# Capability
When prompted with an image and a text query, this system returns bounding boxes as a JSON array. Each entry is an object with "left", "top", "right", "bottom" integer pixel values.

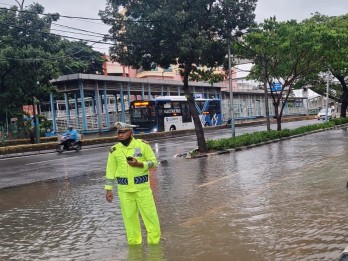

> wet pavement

[{"left": 1, "top": 120, "right": 348, "bottom": 260}]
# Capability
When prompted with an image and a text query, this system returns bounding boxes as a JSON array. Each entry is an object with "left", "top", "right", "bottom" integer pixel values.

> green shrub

[{"left": 206, "top": 118, "right": 348, "bottom": 151}]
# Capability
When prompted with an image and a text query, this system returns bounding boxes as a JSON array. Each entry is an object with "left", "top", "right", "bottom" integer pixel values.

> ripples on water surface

[{"left": 1, "top": 129, "right": 348, "bottom": 260}]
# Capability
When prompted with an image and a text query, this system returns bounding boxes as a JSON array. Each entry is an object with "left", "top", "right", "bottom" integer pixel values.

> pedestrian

[{"left": 105, "top": 122, "right": 161, "bottom": 245}]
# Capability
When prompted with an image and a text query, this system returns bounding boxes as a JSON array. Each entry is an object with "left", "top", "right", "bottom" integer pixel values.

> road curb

[
  {"left": 178, "top": 123, "right": 348, "bottom": 159},
  {"left": 0, "top": 116, "right": 316, "bottom": 159}
]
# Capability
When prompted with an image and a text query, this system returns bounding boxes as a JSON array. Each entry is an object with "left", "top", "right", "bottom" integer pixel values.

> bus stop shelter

[{"left": 49, "top": 73, "right": 223, "bottom": 134}]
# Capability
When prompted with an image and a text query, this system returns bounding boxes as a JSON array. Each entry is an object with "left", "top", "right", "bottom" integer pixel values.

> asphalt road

[
  {"left": 0, "top": 119, "right": 318, "bottom": 189},
  {"left": 1, "top": 118, "right": 347, "bottom": 260}
]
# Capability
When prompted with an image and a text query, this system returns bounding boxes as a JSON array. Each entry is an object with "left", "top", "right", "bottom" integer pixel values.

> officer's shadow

[{"left": 127, "top": 244, "right": 165, "bottom": 261}]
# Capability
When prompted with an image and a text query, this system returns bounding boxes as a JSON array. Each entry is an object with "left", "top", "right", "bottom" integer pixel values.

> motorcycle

[{"left": 56, "top": 135, "right": 82, "bottom": 154}]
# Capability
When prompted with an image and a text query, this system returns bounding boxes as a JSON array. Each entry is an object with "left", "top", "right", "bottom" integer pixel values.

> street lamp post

[
  {"left": 228, "top": 39, "right": 235, "bottom": 137},
  {"left": 325, "top": 70, "right": 330, "bottom": 123}
]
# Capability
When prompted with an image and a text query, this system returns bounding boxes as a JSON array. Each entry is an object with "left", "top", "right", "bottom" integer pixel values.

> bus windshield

[
  {"left": 130, "top": 101, "right": 155, "bottom": 122},
  {"left": 130, "top": 107, "right": 154, "bottom": 122},
  {"left": 130, "top": 101, "right": 157, "bottom": 133}
]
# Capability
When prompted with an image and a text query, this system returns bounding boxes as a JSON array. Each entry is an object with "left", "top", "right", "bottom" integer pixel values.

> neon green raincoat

[{"left": 105, "top": 138, "right": 161, "bottom": 244}]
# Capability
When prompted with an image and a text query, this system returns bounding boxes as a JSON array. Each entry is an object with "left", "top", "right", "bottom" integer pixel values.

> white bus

[{"left": 130, "top": 96, "right": 223, "bottom": 133}]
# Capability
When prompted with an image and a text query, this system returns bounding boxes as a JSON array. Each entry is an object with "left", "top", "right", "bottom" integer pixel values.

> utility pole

[
  {"left": 228, "top": 39, "right": 235, "bottom": 137},
  {"left": 5, "top": 108, "right": 9, "bottom": 137},
  {"left": 262, "top": 56, "right": 271, "bottom": 131}
]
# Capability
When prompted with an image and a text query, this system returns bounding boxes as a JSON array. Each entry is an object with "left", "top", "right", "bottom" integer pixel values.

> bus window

[
  {"left": 150, "top": 106, "right": 156, "bottom": 117},
  {"left": 142, "top": 108, "right": 151, "bottom": 120},
  {"left": 164, "top": 102, "right": 171, "bottom": 109},
  {"left": 181, "top": 102, "right": 191, "bottom": 123},
  {"left": 163, "top": 101, "right": 181, "bottom": 115},
  {"left": 172, "top": 101, "right": 181, "bottom": 111},
  {"left": 130, "top": 108, "right": 141, "bottom": 120},
  {"left": 209, "top": 100, "right": 221, "bottom": 115}
]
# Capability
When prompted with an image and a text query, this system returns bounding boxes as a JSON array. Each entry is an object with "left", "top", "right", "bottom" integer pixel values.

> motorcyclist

[{"left": 62, "top": 126, "right": 78, "bottom": 148}]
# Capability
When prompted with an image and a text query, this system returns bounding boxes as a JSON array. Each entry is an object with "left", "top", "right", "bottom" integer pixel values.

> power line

[
  {"left": 51, "top": 23, "right": 107, "bottom": 36},
  {"left": 0, "top": 20, "right": 113, "bottom": 45},
  {"left": 0, "top": 6, "right": 102, "bottom": 21},
  {"left": 0, "top": 40, "right": 108, "bottom": 62},
  {"left": 0, "top": 6, "right": 160, "bottom": 23},
  {"left": 0, "top": 3, "right": 161, "bottom": 47},
  {"left": 50, "top": 27, "right": 106, "bottom": 39},
  {"left": 0, "top": 19, "right": 159, "bottom": 44}
]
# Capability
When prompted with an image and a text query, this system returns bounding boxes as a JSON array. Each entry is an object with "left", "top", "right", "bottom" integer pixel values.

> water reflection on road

[{"left": 1, "top": 127, "right": 348, "bottom": 260}]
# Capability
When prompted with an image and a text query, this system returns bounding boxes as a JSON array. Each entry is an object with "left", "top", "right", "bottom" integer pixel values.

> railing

[{"left": 53, "top": 112, "right": 130, "bottom": 133}]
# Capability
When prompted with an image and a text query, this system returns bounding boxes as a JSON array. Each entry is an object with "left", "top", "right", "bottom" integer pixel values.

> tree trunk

[
  {"left": 271, "top": 83, "right": 293, "bottom": 131},
  {"left": 276, "top": 117, "right": 281, "bottom": 131},
  {"left": 272, "top": 100, "right": 282, "bottom": 131},
  {"left": 182, "top": 67, "right": 207, "bottom": 153},
  {"left": 341, "top": 100, "right": 348, "bottom": 118},
  {"left": 335, "top": 74, "right": 348, "bottom": 118}
]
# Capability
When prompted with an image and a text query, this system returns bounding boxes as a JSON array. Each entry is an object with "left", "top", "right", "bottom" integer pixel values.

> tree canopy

[
  {"left": 100, "top": 0, "right": 257, "bottom": 152},
  {"left": 232, "top": 12, "right": 348, "bottom": 129},
  {"left": 234, "top": 17, "right": 326, "bottom": 130},
  {"left": 307, "top": 14, "right": 348, "bottom": 117},
  {"left": 0, "top": 3, "right": 104, "bottom": 123}
]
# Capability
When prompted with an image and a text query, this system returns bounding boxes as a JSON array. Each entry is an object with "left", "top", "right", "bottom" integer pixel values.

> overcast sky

[{"left": 1, "top": 0, "right": 348, "bottom": 54}]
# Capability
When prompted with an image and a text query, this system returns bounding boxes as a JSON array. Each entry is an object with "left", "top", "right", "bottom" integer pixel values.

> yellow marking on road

[
  {"left": 25, "top": 155, "right": 80, "bottom": 165},
  {"left": 180, "top": 205, "right": 228, "bottom": 227},
  {"left": 198, "top": 175, "right": 235, "bottom": 188}
]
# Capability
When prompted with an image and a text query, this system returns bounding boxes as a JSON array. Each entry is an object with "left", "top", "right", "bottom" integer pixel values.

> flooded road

[{"left": 1, "top": 123, "right": 348, "bottom": 260}]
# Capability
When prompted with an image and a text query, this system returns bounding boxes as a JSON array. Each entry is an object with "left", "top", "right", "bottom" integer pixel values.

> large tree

[
  {"left": 0, "top": 3, "right": 61, "bottom": 118},
  {"left": 0, "top": 3, "right": 104, "bottom": 123},
  {"left": 235, "top": 18, "right": 325, "bottom": 130},
  {"left": 58, "top": 40, "right": 105, "bottom": 75},
  {"left": 100, "top": 0, "right": 257, "bottom": 152},
  {"left": 312, "top": 14, "right": 348, "bottom": 117}
]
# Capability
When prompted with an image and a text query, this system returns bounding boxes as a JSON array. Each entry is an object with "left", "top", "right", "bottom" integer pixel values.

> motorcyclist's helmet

[{"left": 68, "top": 126, "right": 73, "bottom": 131}]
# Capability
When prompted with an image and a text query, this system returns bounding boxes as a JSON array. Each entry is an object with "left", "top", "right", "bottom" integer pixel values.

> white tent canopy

[{"left": 292, "top": 88, "right": 321, "bottom": 99}]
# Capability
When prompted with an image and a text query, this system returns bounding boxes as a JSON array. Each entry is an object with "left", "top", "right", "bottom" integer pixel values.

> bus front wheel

[{"left": 169, "top": 125, "right": 176, "bottom": 131}]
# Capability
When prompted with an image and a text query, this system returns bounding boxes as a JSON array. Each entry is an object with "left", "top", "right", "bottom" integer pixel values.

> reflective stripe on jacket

[{"left": 105, "top": 138, "right": 157, "bottom": 192}]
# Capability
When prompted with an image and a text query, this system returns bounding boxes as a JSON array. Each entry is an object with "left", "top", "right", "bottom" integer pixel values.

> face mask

[{"left": 120, "top": 136, "right": 132, "bottom": 147}]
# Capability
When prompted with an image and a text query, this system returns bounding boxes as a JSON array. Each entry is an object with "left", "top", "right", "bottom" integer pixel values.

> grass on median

[{"left": 206, "top": 118, "right": 348, "bottom": 151}]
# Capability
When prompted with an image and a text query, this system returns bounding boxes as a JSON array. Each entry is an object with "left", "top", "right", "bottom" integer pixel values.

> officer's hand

[
  {"left": 127, "top": 157, "right": 144, "bottom": 168},
  {"left": 106, "top": 190, "right": 113, "bottom": 203}
]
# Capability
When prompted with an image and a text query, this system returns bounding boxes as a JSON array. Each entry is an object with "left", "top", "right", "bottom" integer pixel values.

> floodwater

[{"left": 1, "top": 128, "right": 348, "bottom": 260}]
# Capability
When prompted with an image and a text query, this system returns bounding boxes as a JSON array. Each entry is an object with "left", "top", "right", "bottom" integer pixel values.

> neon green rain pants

[{"left": 118, "top": 188, "right": 161, "bottom": 245}]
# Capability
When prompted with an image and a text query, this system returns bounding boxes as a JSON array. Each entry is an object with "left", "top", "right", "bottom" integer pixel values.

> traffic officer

[{"left": 105, "top": 122, "right": 161, "bottom": 245}]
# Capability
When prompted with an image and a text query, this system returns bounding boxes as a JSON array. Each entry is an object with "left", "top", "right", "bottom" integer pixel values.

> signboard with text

[
  {"left": 22, "top": 105, "right": 37, "bottom": 116},
  {"left": 270, "top": 82, "right": 282, "bottom": 92}
]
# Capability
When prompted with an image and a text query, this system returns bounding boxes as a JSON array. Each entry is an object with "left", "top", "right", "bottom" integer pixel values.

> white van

[{"left": 317, "top": 108, "right": 336, "bottom": 120}]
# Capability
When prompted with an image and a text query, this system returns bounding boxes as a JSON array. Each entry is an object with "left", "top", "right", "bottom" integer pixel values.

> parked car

[{"left": 317, "top": 108, "right": 336, "bottom": 120}]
